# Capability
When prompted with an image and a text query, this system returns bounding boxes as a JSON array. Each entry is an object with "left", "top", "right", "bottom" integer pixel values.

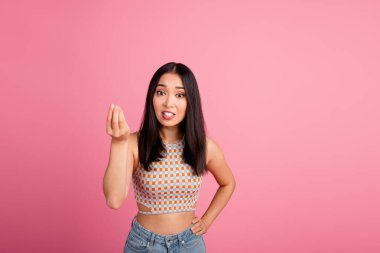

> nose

[{"left": 163, "top": 94, "right": 175, "bottom": 108}]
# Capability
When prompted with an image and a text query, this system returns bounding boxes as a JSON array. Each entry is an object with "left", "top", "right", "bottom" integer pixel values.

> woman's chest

[{"left": 133, "top": 158, "right": 202, "bottom": 196}]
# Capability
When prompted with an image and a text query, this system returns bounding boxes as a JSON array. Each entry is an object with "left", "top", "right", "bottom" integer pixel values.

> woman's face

[{"left": 153, "top": 72, "right": 187, "bottom": 128}]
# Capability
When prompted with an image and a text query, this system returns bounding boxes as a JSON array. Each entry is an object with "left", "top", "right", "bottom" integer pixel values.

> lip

[
  {"left": 162, "top": 111, "right": 176, "bottom": 115},
  {"left": 162, "top": 111, "right": 175, "bottom": 120}
]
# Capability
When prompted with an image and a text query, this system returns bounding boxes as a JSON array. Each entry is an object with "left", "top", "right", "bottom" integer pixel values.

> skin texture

[
  {"left": 104, "top": 73, "right": 236, "bottom": 236},
  {"left": 153, "top": 72, "right": 188, "bottom": 141}
]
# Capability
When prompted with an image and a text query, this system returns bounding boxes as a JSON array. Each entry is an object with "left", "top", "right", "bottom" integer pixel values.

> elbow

[
  {"left": 106, "top": 196, "right": 125, "bottom": 210},
  {"left": 107, "top": 201, "right": 122, "bottom": 210},
  {"left": 230, "top": 179, "right": 236, "bottom": 193},
  {"left": 227, "top": 177, "right": 236, "bottom": 192},
  {"left": 220, "top": 179, "right": 236, "bottom": 192}
]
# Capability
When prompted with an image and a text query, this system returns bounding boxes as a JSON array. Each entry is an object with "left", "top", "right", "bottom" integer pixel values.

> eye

[
  {"left": 176, "top": 93, "right": 186, "bottom": 98},
  {"left": 156, "top": 90, "right": 165, "bottom": 96}
]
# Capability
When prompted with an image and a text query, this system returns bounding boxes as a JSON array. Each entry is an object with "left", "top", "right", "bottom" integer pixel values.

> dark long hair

[{"left": 138, "top": 62, "right": 208, "bottom": 176}]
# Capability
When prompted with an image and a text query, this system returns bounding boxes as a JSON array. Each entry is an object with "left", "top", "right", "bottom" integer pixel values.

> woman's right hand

[{"left": 106, "top": 104, "right": 130, "bottom": 142}]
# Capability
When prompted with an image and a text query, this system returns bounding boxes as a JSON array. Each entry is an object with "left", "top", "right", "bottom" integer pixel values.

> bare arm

[
  {"left": 191, "top": 137, "right": 236, "bottom": 235},
  {"left": 102, "top": 104, "right": 135, "bottom": 209}
]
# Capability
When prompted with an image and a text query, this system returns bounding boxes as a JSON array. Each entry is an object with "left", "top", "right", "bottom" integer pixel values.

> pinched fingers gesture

[{"left": 106, "top": 104, "right": 130, "bottom": 142}]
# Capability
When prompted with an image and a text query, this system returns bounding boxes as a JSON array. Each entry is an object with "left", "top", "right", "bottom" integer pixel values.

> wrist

[
  {"left": 111, "top": 138, "right": 128, "bottom": 145},
  {"left": 201, "top": 214, "right": 212, "bottom": 229}
]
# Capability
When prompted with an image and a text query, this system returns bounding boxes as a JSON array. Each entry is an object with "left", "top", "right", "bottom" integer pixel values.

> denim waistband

[{"left": 130, "top": 216, "right": 195, "bottom": 246}]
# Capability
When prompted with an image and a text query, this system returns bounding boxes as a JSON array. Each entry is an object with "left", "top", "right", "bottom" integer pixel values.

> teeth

[{"left": 163, "top": 112, "right": 174, "bottom": 116}]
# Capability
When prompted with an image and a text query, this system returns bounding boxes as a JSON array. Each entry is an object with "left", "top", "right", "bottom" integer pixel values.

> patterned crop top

[{"left": 132, "top": 136, "right": 203, "bottom": 215}]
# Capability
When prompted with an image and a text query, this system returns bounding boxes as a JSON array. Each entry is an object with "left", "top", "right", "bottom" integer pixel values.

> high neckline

[{"left": 161, "top": 135, "right": 185, "bottom": 145}]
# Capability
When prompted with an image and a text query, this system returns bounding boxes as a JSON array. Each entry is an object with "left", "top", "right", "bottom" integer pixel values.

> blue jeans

[{"left": 123, "top": 216, "right": 206, "bottom": 253}]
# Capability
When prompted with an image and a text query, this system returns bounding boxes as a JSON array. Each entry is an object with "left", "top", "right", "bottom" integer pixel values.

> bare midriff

[{"left": 136, "top": 203, "right": 196, "bottom": 235}]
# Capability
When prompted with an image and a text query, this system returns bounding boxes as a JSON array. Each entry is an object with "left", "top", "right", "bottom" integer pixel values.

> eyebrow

[{"left": 157, "top": 84, "right": 185, "bottom": 89}]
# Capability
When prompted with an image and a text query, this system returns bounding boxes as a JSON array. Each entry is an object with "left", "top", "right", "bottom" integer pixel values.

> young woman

[{"left": 103, "top": 62, "right": 236, "bottom": 253}]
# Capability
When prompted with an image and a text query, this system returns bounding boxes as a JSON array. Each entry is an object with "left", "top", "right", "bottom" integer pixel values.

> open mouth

[{"left": 162, "top": 111, "right": 175, "bottom": 120}]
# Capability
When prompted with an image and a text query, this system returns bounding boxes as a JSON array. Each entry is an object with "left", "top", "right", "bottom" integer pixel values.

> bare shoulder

[
  {"left": 129, "top": 131, "right": 139, "bottom": 146},
  {"left": 205, "top": 136, "right": 225, "bottom": 166},
  {"left": 129, "top": 131, "right": 140, "bottom": 170},
  {"left": 205, "top": 136, "right": 235, "bottom": 187}
]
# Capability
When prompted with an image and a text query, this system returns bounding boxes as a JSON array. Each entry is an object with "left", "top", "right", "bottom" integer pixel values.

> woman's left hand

[{"left": 191, "top": 216, "right": 209, "bottom": 236}]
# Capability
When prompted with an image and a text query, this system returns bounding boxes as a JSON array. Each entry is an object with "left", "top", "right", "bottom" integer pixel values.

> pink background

[{"left": 1, "top": 0, "right": 379, "bottom": 252}]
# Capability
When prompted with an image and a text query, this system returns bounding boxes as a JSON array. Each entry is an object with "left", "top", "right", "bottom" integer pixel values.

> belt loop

[{"left": 149, "top": 232, "right": 155, "bottom": 247}]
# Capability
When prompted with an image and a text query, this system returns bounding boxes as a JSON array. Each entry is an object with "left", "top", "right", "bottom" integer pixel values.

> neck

[{"left": 159, "top": 127, "right": 184, "bottom": 143}]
